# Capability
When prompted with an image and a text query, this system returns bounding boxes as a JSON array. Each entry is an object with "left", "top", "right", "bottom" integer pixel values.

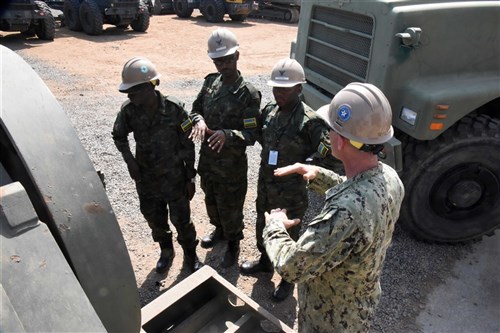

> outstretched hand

[
  {"left": 207, "top": 129, "right": 226, "bottom": 153},
  {"left": 274, "top": 163, "right": 320, "bottom": 181},
  {"left": 265, "top": 208, "right": 301, "bottom": 230},
  {"left": 189, "top": 119, "right": 207, "bottom": 143}
]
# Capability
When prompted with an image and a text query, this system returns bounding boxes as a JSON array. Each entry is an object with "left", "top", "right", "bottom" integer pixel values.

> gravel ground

[{"left": 18, "top": 50, "right": 475, "bottom": 332}]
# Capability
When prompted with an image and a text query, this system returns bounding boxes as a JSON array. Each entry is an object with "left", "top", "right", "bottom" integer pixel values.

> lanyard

[{"left": 268, "top": 100, "right": 301, "bottom": 148}]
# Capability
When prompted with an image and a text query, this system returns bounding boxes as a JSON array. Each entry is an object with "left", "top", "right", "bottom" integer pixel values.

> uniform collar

[{"left": 325, "top": 162, "right": 383, "bottom": 200}]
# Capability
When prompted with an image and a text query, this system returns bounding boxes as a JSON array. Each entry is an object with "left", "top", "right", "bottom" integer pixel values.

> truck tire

[
  {"left": 34, "top": 1, "right": 56, "bottom": 40},
  {"left": 203, "top": 0, "right": 225, "bottom": 23},
  {"left": 79, "top": 0, "right": 103, "bottom": 35},
  {"left": 229, "top": 14, "right": 247, "bottom": 22},
  {"left": 400, "top": 114, "right": 500, "bottom": 243},
  {"left": 63, "top": 0, "right": 82, "bottom": 31},
  {"left": 288, "top": 7, "right": 300, "bottom": 23},
  {"left": 131, "top": 8, "right": 150, "bottom": 32},
  {"left": 173, "top": 0, "right": 193, "bottom": 18}
]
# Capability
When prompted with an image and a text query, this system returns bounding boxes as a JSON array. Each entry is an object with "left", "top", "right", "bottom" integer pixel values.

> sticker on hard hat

[
  {"left": 140, "top": 65, "right": 149, "bottom": 74},
  {"left": 337, "top": 105, "right": 351, "bottom": 122},
  {"left": 216, "top": 46, "right": 227, "bottom": 51},
  {"left": 275, "top": 76, "right": 289, "bottom": 81}
]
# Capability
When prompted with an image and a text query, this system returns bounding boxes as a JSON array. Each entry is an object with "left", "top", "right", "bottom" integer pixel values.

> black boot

[
  {"left": 221, "top": 240, "right": 240, "bottom": 268},
  {"left": 272, "top": 279, "right": 294, "bottom": 302},
  {"left": 183, "top": 246, "right": 203, "bottom": 273},
  {"left": 200, "top": 228, "right": 224, "bottom": 248},
  {"left": 240, "top": 253, "right": 273, "bottom": 275},
  {"left": 156, "top": 241, "right": 174, "bottom": 274}
]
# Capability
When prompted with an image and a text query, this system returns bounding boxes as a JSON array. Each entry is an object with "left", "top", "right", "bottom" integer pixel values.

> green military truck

[{"left": 292, "top": 0, "right": 500, "bottom": 243}]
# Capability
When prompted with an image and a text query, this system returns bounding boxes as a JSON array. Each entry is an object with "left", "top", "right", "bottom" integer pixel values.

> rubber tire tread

[
  {"left": 173, "top": 0, "right": 193, "bottom": 18},
  {"left": 203, "top": 0, "right": 225, "bottom": 23},
  {"left": 63, "top": 0, "right": 82, "bottom": 31},
  {"left": 79, "top": 0, "right": 103, "bottom": 35},
  {"left": 130, "top": 7, "right": 150, "bottom": 32},
  {"left": 34, "top": 1, "right": 56, "bottom": 40},
  {"left": 399, "top": 113, "right": 500, "bottom": 243}
]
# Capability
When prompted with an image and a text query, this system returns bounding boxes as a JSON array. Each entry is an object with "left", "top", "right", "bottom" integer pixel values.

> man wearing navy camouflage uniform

[
  {"left": 263, "top": 83, "right": 405, "bottom": 332},
  {"left": 189, "top": 28, "right": 262, "bottom": 268},
  {"left": 112, "top": 56, "right": 202, "bottom": 274},
  {"left": 240, "top": 58, "right": 340, "bottom": 302}
]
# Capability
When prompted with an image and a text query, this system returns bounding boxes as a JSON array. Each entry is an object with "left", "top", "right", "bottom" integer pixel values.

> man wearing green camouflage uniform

[
  {"left": 112, "top": 57, "right": 202, "bottom": 274},
  {"left": 240, "top": 58, "right": 340, "bottom": 302},
  {"left": 189, "top": 28, "right": 261, "bottom": 268},
  {"left": 263, "top": 83, "right": 405, "bottom": 332}
]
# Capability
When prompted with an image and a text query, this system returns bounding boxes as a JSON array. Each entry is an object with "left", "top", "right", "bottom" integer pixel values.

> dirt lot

[{"left": 1, "top": 11, "right": 297, "bottom": 97}]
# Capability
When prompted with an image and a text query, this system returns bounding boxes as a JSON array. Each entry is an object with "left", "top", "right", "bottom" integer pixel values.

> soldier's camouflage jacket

[
  {"left": 112, "top": 92, "right": 196, "bottom": 199},
  {"left": 190, "top": 72, "right": 261, "bottom": 183},
  {"left": 259, "top": 100, "right": 339, "bottom": 189},
  {"left": 263, "top": 162, "right": 405, "bottom": 333}
]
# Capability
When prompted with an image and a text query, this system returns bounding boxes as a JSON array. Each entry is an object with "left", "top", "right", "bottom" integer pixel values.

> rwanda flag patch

[
  {"left": 181, "top": 118, "right": 193, "bottom": 132},
  {"left": 317, "top": 142, "right": 329, "bottom": 157},
  {"left": 243, "top": 117, "right": 257, "bottom": 128}
]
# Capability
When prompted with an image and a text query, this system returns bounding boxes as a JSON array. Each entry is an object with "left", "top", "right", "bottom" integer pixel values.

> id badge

[{"left": 268, "top": 150, "right": 278, "bottom": 166}]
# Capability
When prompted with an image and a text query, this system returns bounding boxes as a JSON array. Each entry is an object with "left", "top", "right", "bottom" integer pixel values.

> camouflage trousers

[
  {"left": 138, "top": 192, "right": 198, "bottom": 249},
  {"left": 255, "top": 178, "right": 308, "bottom": 253},
  {"left": 200, "top": 176, "right": 247, "bottom": 241}
]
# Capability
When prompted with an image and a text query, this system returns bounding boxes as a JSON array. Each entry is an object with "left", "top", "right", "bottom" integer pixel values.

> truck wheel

[
  {"left": 203, "top": 0, "right": 225, "bottom": 23},
  {"left": 229, "top": 14, "right": 247, "bottom": 22},
  {"left": 131, "top": 7, "right": 150, "bottom": 32},
  {"left": 173, "top": 0, "right": 193, "bottom": 18},
  {"left": 34, "top": 1, "right": 56, "bottom": 40},
  {"left": 400, "top": 114, "right": 500, "bottom": 243},
  {"left": 288, "top": 7, "right": 300, "bottom": 23},
  {"left": 79, "top": 0, "right": 103, "bottom": 35},
  {"left": 63, "top": 0, "right": 82, "bottom": 31}
]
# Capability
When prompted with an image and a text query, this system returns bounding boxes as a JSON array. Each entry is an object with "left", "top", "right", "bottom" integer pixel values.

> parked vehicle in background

[
  {"left": 0, "top": 0, "right": 56, "bottom": 40},
  {"left": 63, "top": 0, "right": 150, "bottom": 35},
  {"left": 292, "top": 0, "right": 500, "bottom": 243},
  {"left": 250, "top": 0, "right": 300, "bottom": 23},
  {"left": 173, "top": 0, "right": 256, "bottom": 22},
  {"left": 151, "top": 0, "right": 174, "bottom": 14}
]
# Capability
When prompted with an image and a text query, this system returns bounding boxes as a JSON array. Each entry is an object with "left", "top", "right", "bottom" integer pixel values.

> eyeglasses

[{"left": 213, "top": 54, "right": 236, "bottom": 66}]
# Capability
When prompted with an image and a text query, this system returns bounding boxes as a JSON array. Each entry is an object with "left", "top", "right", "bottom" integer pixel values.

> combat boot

[
  {"left": 221, "top": 240, "right": 240, "bottom": 268},
  {"left": 156, "top": 240, "right": 174, "bottom": 274},
  {"left": 240, "top": 253, "right": 273, "bottom": 275},
  {"left": 183, "top": 246, "right": 203, "bottom": 273},
  {"left": 272, "top": 279, "right": 294, "bottom": 302},
  {"left": 200, "top": 227, "right": 224, "bottom": 248}
]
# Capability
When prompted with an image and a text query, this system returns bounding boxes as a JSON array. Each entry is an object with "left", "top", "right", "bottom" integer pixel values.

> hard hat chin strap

[{"left": 350, "top": 139, "right": 384, "bottom": 154}]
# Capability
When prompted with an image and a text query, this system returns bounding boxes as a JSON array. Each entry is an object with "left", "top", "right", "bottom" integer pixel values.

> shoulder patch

[
  {"left": 180, "top": 117, "right": 193, "bottom": 132},
  {"left": 317, "top": 141, "right": 330, "bottom": 157},
  {"left": 243, "top": 117, "right": 257, "bottom": 128}
]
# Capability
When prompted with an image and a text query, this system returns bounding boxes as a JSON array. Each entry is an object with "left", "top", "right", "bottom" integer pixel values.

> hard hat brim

[
  {"left": 118, "top": 74, "right": 161, "bottom": 92},
  {"left": 267, "top": 80, "right": 305, "bottom": 88},
  {"left": 208, "top": 45, "right": 239, "bottom": 59}
]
